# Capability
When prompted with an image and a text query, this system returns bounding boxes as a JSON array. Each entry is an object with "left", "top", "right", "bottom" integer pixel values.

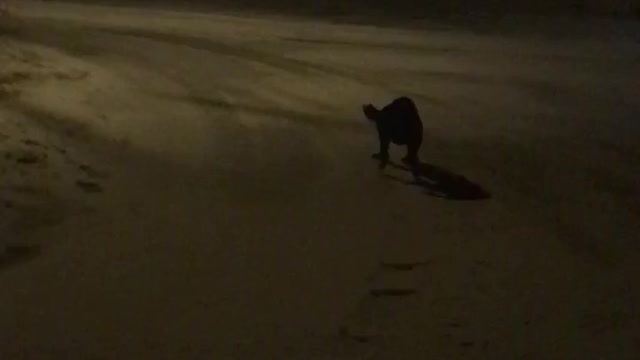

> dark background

[{"left": 48, "top": 0, "right": 640, "bottom": 19}]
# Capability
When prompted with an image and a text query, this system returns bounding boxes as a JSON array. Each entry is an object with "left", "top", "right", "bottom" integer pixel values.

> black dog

[{"left": 363, "top": 97, "right": 423, "bottom": 179}]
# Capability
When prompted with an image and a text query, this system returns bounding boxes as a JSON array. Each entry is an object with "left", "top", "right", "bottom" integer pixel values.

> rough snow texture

[{"left": 1, "top": 2, "right": 639, "bottom": 359}]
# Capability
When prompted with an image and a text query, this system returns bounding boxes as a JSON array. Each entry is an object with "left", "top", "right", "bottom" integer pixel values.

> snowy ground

[{"left": 1, "top": 2, "right": 639, "bottom": 359}]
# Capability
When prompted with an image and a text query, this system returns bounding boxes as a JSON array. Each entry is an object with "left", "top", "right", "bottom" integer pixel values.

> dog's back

[{"left": 380, "top": 97, "right": 423, "bottom": 145}]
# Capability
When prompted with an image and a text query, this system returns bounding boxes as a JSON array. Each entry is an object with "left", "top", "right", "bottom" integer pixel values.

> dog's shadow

[{"left": 385, "top": 161, "right": 491, "bottom": 201}]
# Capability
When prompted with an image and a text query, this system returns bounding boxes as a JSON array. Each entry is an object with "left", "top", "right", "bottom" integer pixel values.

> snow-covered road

[{"left": 1, "top": 2, "right": 638, "bottom": 359}]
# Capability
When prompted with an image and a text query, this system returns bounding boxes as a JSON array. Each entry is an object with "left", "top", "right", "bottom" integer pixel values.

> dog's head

[{"left": 362, "top": 104, "right": 380, "bottom": 122}]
